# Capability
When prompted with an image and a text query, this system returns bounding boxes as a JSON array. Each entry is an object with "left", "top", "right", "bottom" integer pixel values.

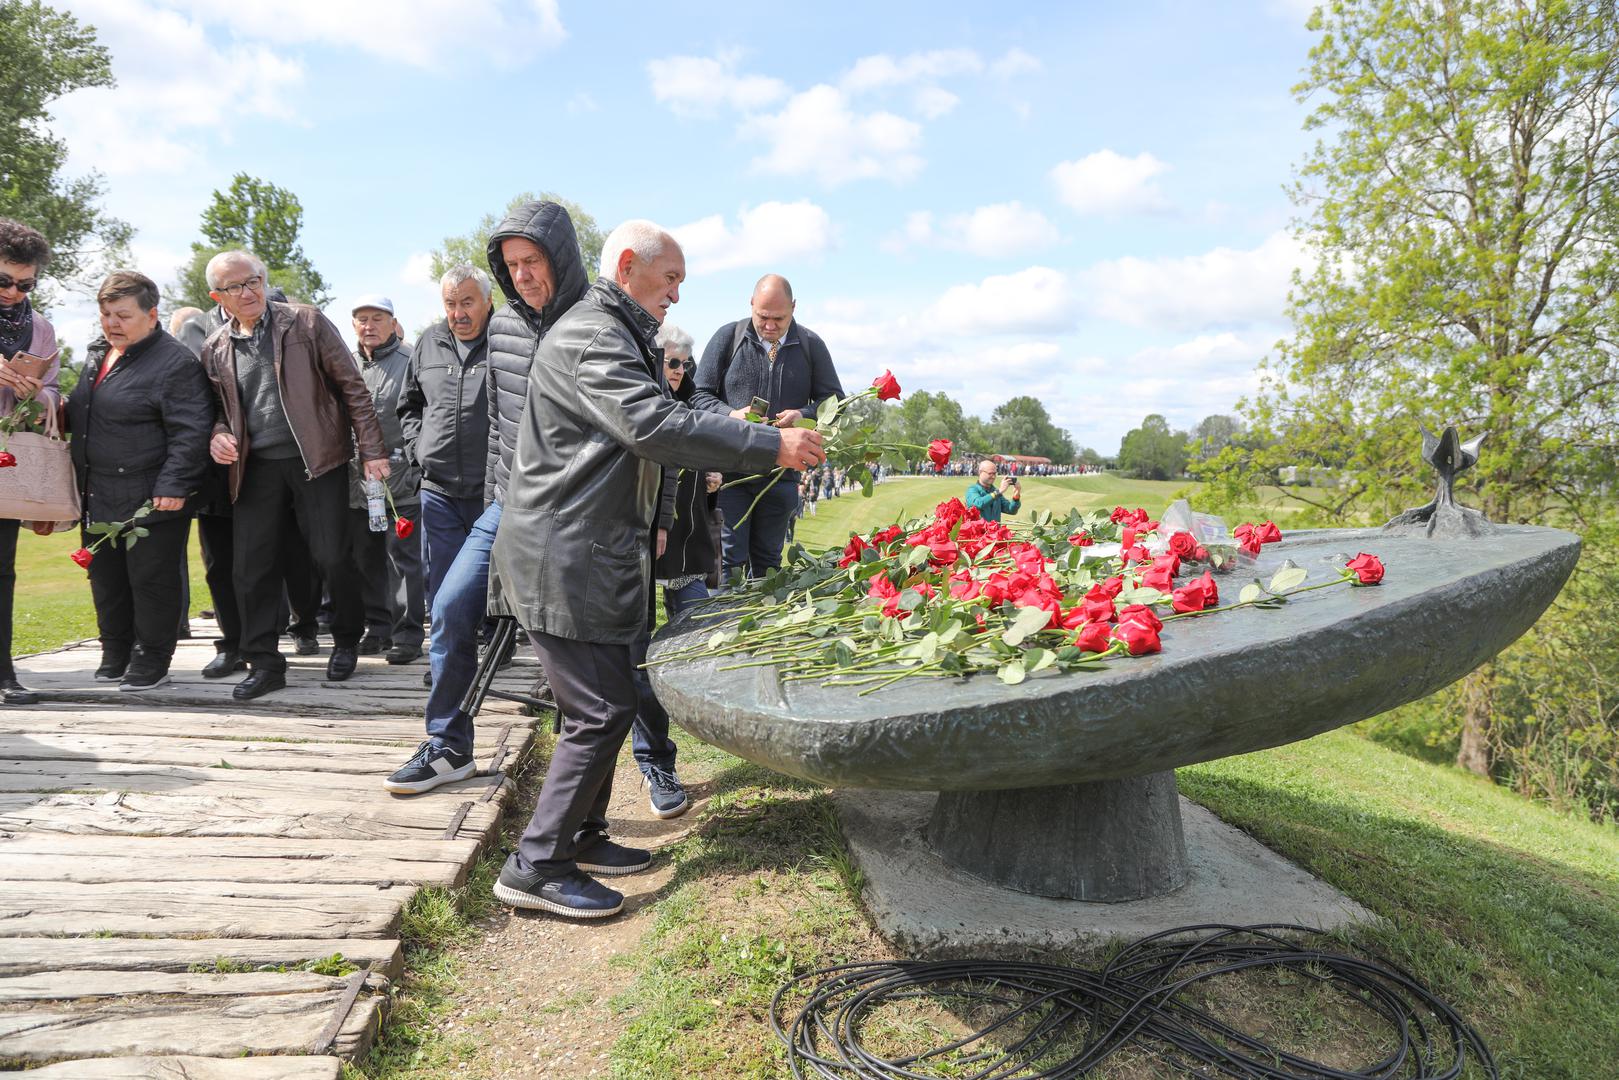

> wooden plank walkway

[{"left": 0, "top": 622, "right": 543, "bottom": 1073}]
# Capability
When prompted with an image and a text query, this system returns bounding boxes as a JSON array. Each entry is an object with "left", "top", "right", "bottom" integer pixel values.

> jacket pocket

[{"left": 584, "top": 541, "right": 646, "bottom": 635}]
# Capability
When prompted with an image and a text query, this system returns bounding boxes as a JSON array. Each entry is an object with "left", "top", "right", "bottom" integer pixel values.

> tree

[
  {"left": 987, "top": 396, "right": 1076, "bottom": 462},
  {"left": 0, "top": 1, "right": 131, "bottom": 290},
  {"left": 170, "top": 175, "right": 331, "bottom": 308},
  {"left": 1195, "top": 0, "right": 1619, "bottom": 775},
  {"left": 1189, "top": 414, "right": 1242, "bottom": 460},
  {"left": 428, "top": 192, "right": 604, "bottom": 303},
  {"left": 1118, "top": 414, "right": 1189, "bottom": 480}
]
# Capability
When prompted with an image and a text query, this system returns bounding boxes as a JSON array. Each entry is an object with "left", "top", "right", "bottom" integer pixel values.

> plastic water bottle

[{"left": 365, "top": 478, "right": 387, "bottom": 533}]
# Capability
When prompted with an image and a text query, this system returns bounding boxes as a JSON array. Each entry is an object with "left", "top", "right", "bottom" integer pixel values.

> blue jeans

[
  {"left": 717, "top": 474, "right": 800, "bottom": 579},
  {"left": 663, "top": 577, "right": 709, "bottom": 618},
  {"left": 425, "top": 501, "right": 501, "bottom": 755},
  {"left": 419, "top": 488, "right": 486, "bottom": 623}
]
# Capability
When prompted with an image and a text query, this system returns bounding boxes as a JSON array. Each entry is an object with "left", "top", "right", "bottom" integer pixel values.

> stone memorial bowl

[{"left": 649, "top": 525, "right": 1579, "bottom": 901}]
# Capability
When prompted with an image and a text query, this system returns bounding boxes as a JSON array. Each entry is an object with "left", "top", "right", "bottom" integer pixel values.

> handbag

[{"left": 0, "top": 400, "right": 80, "bottom": 527}]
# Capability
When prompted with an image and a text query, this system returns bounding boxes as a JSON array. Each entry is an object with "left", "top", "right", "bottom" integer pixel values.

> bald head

[{"left": 750, "top": 273, "right": 796, "bottom": 344}]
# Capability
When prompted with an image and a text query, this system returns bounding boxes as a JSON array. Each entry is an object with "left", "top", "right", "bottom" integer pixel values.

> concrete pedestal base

[
  {"left": 927, "top": 772, "right": 1187, "bottom": 901},
  {"left": 836, "top": 789, "right": 1376, "bottom": 958}
]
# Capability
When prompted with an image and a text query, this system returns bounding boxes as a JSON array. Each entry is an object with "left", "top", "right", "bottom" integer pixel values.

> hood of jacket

[{"left": 485, "top": 200, "right": 589, "bottom": 332}]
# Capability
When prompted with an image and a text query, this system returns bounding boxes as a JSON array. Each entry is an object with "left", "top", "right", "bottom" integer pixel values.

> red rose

[
  {"left": 1080, "top": 595, "right": 1117, "bottom": 623},
  {"left": 1068, "top": 531, "right": 1092, "bottom": 547},
  {"left": 1100, "top": 575, "right": 1124, "bottom": 599},
  {"left": 1109, "top": 506, "right": 1131, "bottom": 524},
  {"left": 1111, "top": 617, "right": 1162, "bottom": 656},
  {"left": 395, "top": 517, "right": 416, "bottom": 539},
  {"left": 927, "top": 540, "right": 960, "bottom": 567},
  {"left": 1117, "top": 603, "right": 1163, "bottom": 632},
  {"left": 1171, "top": 580, "right": 1208, "bottom": 614},
  {"left": 1054, "top": 605, "right": 1087, "bottom": 630},
  {"left": 1121, "top": 527, "right": 1137, "bottom": 550},
  {"left": 934, "top": 498, "right": 968, "bottom": 528},
  {"left": 872, "top": 370, "right": 902, "bottom": 401},
  {"left": 948, "top": 570, "right": 980, "bottom": 600},
  {"left": 1196, "top": 570, "right": 1218, "bottom": 606},
  {"left": 838, "top": 534, "right": 868, "bottom": 568},
  {"left": 1140, "top": 564, "right": 1174, "bottom": 591},
  {"left": 1346, "top": 552, "right": 1385, "bottom": 585},
  {"left": 874, "top": 525, "right": 904, "bottom": 545},
  {"left": 70, "top": 547, "right": 95, "bottom": 569},
  {"left": 867, "top": 573, "right": 899, "bottom": 600},
  {"left": 0, "top": 452, "right": 15, "bottom": 468},
  {"left": 1122, "top": 544, "right": 1150, "bottom": 564},
  {"left": 928, "top": 439, "right": 953, "bottom": 472},
  {"left": 1168, "top": 531, "right": 1197, "bottom": 558},
  {"left": 1257, "top": 521, "right": 1283, "bottom": 544},
  {"left": 1193, "top": 545, "right": 1208, "bottom": 561},
  {"left": 1073, "top": 621, "right": 1113, "bottom": 653},
  {"left": 1153, "top": 553, "right": 1181, "bottom": 577}
]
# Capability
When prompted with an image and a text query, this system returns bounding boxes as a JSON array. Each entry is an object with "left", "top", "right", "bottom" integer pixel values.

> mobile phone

[
  {"left": 750, "top": 396, "right": 770, "bottom": 416},
  {"left": 4, "top": 351, "right": 55, "bottom": 380}
]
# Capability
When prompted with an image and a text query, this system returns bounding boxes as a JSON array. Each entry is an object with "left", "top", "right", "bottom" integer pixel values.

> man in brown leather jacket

[{"left": 199, "top": 250, "right": 389, "bottom": 700}]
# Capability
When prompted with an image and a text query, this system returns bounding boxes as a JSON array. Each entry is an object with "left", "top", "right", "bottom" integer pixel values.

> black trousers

[
  {"left": 516, "top": 632, "right": 640, "bottom": 875},
  {"left": 347, "top": 509, "right": 426, "bottom": 649},
  {"left": 233, "top": 457, "right": 363, "bottom": 670},
  {"left": 85, "top": 515, "right": 189, "bottom": 666},
  {"left": 0, "top": 519, "right": 18, "bottom": 681},
  {"left": 282, "top": 524, "right": 322, "bottom": 637}
]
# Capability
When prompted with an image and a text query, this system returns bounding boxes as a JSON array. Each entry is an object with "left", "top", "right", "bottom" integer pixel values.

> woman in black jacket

[
  {"left": 67, "top": 271, "right": 212, "bottom": 691},
  {"left": 652, "top": 326, "right": 721, "bottom": 617}
]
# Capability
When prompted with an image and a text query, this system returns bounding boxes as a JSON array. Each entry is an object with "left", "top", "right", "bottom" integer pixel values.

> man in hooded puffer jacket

[{"left": 383, "top": 201, "right": 588, "bottom": 794}]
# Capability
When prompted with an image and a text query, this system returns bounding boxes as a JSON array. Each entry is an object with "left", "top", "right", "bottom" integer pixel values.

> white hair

[
  {"left": 440, "top": 263, "right": 493, "bottom": 300},
  {"left": 655, "top": 323, "right": 694, "bottom": 357},
  {"left": 205, "top": 250, "right": 266, "bottom": 290},
  {"left": 598, "top": 219, "right": 673, "bottom": 281}
]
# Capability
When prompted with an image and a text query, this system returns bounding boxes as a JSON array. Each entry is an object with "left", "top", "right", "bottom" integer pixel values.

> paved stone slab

[
  {"left": 0, "top": 937, "right": 403, "bottom": 981},
  {"left": 9, "top": 1058, "right": 341, "bottom": 1079},
  {"left": 837, "top": 788, "right": 1377, "bottom": 957}
]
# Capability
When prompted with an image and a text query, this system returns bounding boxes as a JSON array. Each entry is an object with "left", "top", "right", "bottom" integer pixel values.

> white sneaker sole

[
  {"left": 649, "top": 794, "right": 689, "bottom": 820},
  {"left": 492, "top": 881, "right": 623, "bottom": 918},
  {"left": 381, "top": 760, "right": 476, "bottom": 795},
  {"left": 119, "top": 675, "right": 172, "bottom": 692},
  {"left": 576, "top": 854, "right": 653, "bottom": 876}
]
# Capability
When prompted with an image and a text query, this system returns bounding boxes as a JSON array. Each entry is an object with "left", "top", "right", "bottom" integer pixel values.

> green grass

[
  {"left": 607, "top": 728, "right": 1619, "bottom": 1079},
  {"left": 790, "top": 473, "right": 1314, "bottom": 551},
  {"left": 13, "top": 526, "right": 210, "bottom": 655}
]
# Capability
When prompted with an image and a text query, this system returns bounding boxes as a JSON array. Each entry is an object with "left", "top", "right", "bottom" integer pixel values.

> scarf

[{"left": 0, "top": 298, "right": 33, "bottom": 359}]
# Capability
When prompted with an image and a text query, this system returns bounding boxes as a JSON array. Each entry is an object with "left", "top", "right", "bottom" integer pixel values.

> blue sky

[{"left": 50, "top": 0, "right": 1321, "bottom": 455}]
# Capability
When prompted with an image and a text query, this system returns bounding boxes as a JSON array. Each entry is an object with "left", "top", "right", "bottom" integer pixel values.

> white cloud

[
  {"left": 751, "top": 86, "right": 923, "bottom": 186},
  {"left": 913, "top": 86, "right": 960, "bottom": 120},
  {"left": 53, "top": 0, "right": 303, "bottom": 175},
  {"left": 884, "top": 202, "right": 1054, "bottom": 258},
  {"left": 839, "top": 49, "right": 984, "bottom": 93},
  {"left": 567, "top": 92, "right": 600, "bottom": 114},
  {"left": 926, "top": 266, "right": 1074, "bottom": 336},
  {"left": 645, "top": 51, "right": 789, "bottom": 116},
  {"left": 1050, "top": 149, "right": 1171, "bottom": 215},
  {"left": 672, "top": 201, "right": 833, "bottom": 274},
  {"left": 1078, "top": 230, "right": 1308, "bottom": 330},
  {"left": 990, "top": 47, "right": 1042, "bottom": 79},
  {"left": 158, "top": 0, "right": 565, "bottom": 67}
]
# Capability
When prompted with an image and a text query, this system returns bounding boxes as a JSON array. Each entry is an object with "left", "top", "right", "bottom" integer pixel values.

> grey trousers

[
  {"left": 515, "top": 632, "right": 637, "bottom": 876},
  {"left": 350, "top": 509, "right": 426, "bottom": 649}
]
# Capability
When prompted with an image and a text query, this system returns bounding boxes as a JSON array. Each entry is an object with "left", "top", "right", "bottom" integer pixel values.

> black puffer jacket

[
  {"left": 68, "top": 328, "right": 212, "bottom": 525},
  {"left": 482, "top": 201, "right": 588, "bottom": 506}
]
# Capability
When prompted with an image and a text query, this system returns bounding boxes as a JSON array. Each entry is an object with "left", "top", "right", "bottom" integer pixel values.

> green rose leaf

[
  {"left": 1238, "top": 582, "right": 1267, "bottom": 605},
  {"left": 1002, "top": 604, "right": 1051, "bottom": 647},
  {"left": 1268, "top": 565, "right": 1309, "bottom": 593},
  {"left": 1026, "top": 648, "right": 1056, "bottom": 673},
  {"left": 998, "top": 659, "right": 1027, "bottom": 685}
]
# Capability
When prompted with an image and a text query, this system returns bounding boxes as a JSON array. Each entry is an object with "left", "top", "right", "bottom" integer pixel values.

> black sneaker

[
  {"left": 492, "top": 855, "right": 623, "bottom": 919},
  {"left": 422, "top": 669, "right": 433, "bottom": 688},
  {"left": 575, "top": 835, "right": 652, "bottom": 876},
  {"left": 94, "top": 654, "right": 129, "bottom": 682},
  {"left": 385, "top": 643, "right": 422, "bottom": 665},
  {"left": 382, "top": 740, "right": 476, "bottom": 794},
  {"left": 642, "top": 765, "right": 689, "bottom": 820},
  {"left": 357, "top": 634, "right": 385, "bottom": 656},
  {"left": 119, "top": 663, "right": 172, "bottom": 692}
]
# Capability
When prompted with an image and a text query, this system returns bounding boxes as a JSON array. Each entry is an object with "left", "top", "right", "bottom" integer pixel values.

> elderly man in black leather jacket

[{"left": 489, "top": 220, "right": 827, "bottom": 919}]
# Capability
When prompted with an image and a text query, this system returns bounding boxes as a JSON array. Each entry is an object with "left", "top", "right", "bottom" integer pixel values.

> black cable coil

[{"left": 771, "top": 924, "right": 1497, "bottom": 1079}]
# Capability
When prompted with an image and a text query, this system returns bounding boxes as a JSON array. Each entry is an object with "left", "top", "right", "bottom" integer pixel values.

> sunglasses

[
  {"left": 0, "top": 275, "right": 38, "bottom": 294},
  {"left": 665, "top": 358, "right": 695, "bottom": 372}
]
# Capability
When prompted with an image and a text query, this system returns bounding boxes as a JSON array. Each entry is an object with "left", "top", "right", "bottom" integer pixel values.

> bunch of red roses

[{"left": 652, "top": 496, "right": 1388, "bottom": 693}]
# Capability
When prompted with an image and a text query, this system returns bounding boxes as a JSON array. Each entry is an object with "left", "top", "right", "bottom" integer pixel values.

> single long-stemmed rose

[
  {"left": 723, "top": 371, "right": 954, "bottom": 526},
  {"left": 378, "top": 481, "right": 416, "bottom": 539},
  {"left": 0, "top": 390, "right": 47, "bottom": 468},
  {"left": 70, "top": 501, "right": 155, "bottom": 569}
]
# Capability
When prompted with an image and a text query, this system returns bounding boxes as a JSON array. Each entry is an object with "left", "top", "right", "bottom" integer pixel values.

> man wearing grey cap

[{"left": 350, "top": 296, "right": 425, "bottom": 665}]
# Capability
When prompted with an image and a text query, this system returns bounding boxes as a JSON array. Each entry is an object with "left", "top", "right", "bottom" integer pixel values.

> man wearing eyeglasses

[{"left": 198, "top": 250, "right": 388, "bottom": 700}]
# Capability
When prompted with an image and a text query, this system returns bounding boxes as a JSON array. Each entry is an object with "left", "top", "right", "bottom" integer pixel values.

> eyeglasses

[
  {"left": 215, "top": 275, "right": 264, "bottom": 297},
  {"left": 665, "top": 358, "right": 695, "bottom": 372},
  {"left": 0, "top": 274, "right": 38, "bottom": 294}
]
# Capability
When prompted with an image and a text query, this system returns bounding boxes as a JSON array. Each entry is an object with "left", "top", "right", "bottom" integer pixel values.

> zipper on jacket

[{"left": 268, "top": 316, "right": 313, "bottom": 480}]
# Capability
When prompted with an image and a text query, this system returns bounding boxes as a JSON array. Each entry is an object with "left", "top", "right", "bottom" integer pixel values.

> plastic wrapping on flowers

[{"left": 648, "top": 500, "right": 1387, "bottom": 695}]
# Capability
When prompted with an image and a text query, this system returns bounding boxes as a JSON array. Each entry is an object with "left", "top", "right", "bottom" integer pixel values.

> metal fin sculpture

[{"left": 1383, "top": 423, "right": 1496, "bottom": 538}]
